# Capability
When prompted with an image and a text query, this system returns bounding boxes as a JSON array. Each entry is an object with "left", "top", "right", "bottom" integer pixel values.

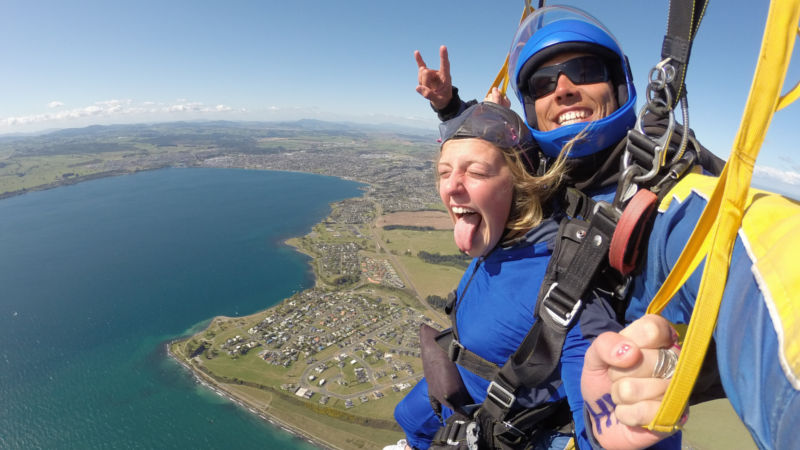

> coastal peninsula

[{"left": 168, "top": 195, "right": 465, "bottom": 449}]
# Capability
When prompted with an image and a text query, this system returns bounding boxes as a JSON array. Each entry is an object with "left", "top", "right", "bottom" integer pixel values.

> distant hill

[
  {"left": 0, "top": 119, "right": 437, "bottom": 141},
  {"left": 0, "top": 119, "right": 442, "bottom": 206}
]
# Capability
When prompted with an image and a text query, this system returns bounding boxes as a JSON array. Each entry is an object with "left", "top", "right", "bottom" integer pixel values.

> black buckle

[
  {"left": 542, "top": 283, "right": 582, "bottom": 327},
  {"left": 486, "top": 381, "right": 516, "bottom": 409},
  {"left": 445, "top": 420, "right": 466, "bottom": 445}
]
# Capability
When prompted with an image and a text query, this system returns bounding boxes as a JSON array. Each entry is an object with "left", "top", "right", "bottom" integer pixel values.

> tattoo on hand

[{"left": 587, "top": 394, "right": 617, "bottom": 434}]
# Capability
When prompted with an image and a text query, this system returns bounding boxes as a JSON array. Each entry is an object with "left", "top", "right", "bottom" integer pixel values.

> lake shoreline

[
  {"left": 164, "top": 176, "right": 387, "bottom": 450},
  {"left": 166, "top": 340, "right": 338, "bottom": 450}
]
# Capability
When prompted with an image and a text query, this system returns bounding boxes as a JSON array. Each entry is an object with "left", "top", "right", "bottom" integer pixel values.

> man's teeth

[
  {"left": 558, "top": 110, "right": 589, "bottom": 125},
  {"left": 452, "top": 206, "right": 476, "bottom": 216}
]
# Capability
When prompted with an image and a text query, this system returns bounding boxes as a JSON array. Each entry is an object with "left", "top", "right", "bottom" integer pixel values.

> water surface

[{"left": 0, "top": 168, "right": 363, "bottom": 448}]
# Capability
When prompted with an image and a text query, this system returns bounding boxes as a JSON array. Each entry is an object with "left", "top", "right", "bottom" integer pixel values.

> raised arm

[{"left": 414, "top": 45, "right": 453, "bottom": 110}]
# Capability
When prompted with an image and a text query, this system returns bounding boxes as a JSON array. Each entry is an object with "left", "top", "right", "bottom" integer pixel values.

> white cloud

[
  {"left": 754, "top": 165, "right": 800, "bottom": 185},
  {"left": 0, "top": 99, "right": 238, "bottom": 130}
]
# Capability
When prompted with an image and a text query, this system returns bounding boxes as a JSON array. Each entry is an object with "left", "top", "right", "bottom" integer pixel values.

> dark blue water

[{"left": 0, "top": 168, "right": 363, "bottom": 449}]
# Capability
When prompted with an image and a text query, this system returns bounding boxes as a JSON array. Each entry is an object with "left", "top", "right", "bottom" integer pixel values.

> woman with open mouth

[{"left": 387, "top": 101, "right": 624, "bottom": 450}]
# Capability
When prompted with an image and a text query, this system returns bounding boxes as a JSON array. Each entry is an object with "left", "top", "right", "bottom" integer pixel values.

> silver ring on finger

[{"left": 653, "top": 347, "right": 679, "bottom": 379}]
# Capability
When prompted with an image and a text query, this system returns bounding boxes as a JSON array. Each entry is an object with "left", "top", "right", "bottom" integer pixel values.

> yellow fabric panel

[
  {"left": 741, "top": 190, "right": 800, "bottom": 385},
  {"left": 657, "top": 172, "right": 717, "bottom": 212},
  {"left": 656, "top": 172, "right": 800, "bottom": 386}
]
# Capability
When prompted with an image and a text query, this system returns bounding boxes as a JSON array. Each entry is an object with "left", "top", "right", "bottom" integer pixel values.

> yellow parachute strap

[
  {"left": 644, "top": 0, "right": 800, "bottom": 432},
  {"left": 487, "top": 0, "right": 536, "bottom": 98}
]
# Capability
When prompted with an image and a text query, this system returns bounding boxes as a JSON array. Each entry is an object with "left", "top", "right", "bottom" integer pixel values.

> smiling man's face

[{"left": 533, "top": 52, "right": 618, "bottom": 132}]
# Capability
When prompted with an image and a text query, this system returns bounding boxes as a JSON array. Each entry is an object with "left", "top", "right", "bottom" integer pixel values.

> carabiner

[{"left": 623, "top": 100, "right": 675, "bottom": 184}]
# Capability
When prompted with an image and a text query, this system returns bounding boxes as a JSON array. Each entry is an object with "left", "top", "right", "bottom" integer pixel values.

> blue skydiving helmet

[{"left": 508, "top": 6, "right": 637, "bottom": 158}]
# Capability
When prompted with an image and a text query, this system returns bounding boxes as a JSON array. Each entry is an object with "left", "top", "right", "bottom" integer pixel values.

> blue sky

[{"left": 1, "top": 0, "right": 798, "bottom": 189}]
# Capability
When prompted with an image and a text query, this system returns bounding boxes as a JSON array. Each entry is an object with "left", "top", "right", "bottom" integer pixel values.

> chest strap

[{"left": 425, "top": 187, "right": 662, "bottom": 447}]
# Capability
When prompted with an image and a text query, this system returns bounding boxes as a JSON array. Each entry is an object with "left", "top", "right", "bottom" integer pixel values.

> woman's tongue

[{"left": 453, "top": 212, "right": 481, "bottom": 253}]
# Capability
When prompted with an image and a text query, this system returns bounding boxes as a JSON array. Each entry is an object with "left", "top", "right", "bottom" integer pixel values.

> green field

[
  {"left": 380, "top": 228, "right": 460, "bottom": 255},
  {"left": 0, "top": 154, "right": 111, "bottom": 193},
  {"left": 395, "top": 254, "right": 463, "bottom": 299},
  {"left": 682, "top": 399, "right": 756, "bottom": 449},
  {"left": 376, "top": 227, "right": 464, "bottom": 299}
]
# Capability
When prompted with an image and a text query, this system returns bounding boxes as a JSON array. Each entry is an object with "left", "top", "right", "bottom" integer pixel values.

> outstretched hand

[
  {"left": 414, "top": 45, "right": 453, "bottom": 110},
  {"left": 581, "top": 315, "right": 685, "bottom": 450}
]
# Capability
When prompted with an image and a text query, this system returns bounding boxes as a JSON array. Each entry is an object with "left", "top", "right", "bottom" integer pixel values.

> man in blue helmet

[
  {"left": 409, "top": 5, "right": 728, "bottom": 450},
  {"left": 500, "top": 7, "right": 800, "bottom": 450},
  {"left": 415, "top": 9, "right": 722, "bottom": 197}
]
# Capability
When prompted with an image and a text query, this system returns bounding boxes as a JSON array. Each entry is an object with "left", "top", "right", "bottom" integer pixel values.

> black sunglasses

[{"left": 527, "top": 55, "right": 610, "bottom": 99}]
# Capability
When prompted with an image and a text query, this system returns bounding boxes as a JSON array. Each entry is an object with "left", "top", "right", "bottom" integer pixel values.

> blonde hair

[{"left": 501, "top": 142, "right": 567, "bottom": 242}]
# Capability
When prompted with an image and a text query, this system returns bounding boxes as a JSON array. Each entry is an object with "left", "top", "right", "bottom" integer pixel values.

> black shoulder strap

[
  {"left": 661, "top": 0, "right": 709, "bottom": 108},
  {"left": 480, "top": 202, "right": 618, "bottom": 425}
]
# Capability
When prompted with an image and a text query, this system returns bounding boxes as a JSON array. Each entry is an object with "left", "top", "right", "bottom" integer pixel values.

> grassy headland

[{"left": 168, "top": 200, "right": 462, "bottom": 449}]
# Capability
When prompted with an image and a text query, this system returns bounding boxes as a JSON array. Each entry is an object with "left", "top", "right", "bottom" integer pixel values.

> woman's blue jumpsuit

[{"left": 393, "top": 218, "right": 622, "bottom": 449}]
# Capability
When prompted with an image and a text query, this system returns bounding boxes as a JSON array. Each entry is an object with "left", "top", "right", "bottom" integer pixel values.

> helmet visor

[{"left": 508, "top": 6, "right": 624, "bottom": 97}]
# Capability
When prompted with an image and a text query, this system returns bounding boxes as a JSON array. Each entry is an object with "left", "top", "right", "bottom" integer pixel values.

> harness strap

[
  {"left": 475, "top": 203, "right": 619, "bottom": 438},
  {"left": 661, "top": 0, "right": 709, "bottom": 108},
  {"left": 609, "top": 189, "right": 658, "bottom": 275},
  {"left": 435, "top": 329, "right": 501, "bottom": 381},
  {"left": 428, "top": 187, "right": 651, "bottom": 445},
  {"left": 622, "top": 0, "right": 709, "bottom": 197},
  {"left": 562, "top": 187, "right": 596, "bottom": 220}
]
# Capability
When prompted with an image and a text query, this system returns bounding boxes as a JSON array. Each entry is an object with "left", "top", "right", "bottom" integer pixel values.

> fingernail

[
  {"left": 616, "top": 343, "right": 631, "bottom": 357},
  {"left": 670, "top": 327, "right": 679, "bottom": 343},
  {"left": 672, "top": 342, "right": 682, "bottom": 351},
  {"left": 679, "top": 411, "right": 689, "bottom": 426}
]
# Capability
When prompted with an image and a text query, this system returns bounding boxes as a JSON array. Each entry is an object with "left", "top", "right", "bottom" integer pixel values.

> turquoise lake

[{"left": 0, "top": 168, "right": 364, "bottom": 449}]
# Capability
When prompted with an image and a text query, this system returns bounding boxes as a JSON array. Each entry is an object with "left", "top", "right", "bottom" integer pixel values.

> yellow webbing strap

[
  {"left": 487, "top": 0, "right": 536, "bottom": 97},
  {"left": 644, "top": 0, "right": 800, "bottom": 432}
]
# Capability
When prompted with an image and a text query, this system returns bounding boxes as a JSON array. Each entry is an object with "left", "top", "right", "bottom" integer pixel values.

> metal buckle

[
  {"left": 542, "top": 283, "right": 583, "bottom": 328},
  {"left": 446, "top": 420, "right": 465, "bottom": 445},
  {"left": 613, "top": 166, "right": 641, "bottom": 209},
  {"left": 448, "top": 338, "right": 464, "bottom": 362},
  {"left": 487, "top": 381, "right": 516, "bottom": 409},
  {"left": 623, "top": 103, "right": 674, "bottom": 184},
  {"left": 614, "top": 275, "right": 632, "bottom": 302}
]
